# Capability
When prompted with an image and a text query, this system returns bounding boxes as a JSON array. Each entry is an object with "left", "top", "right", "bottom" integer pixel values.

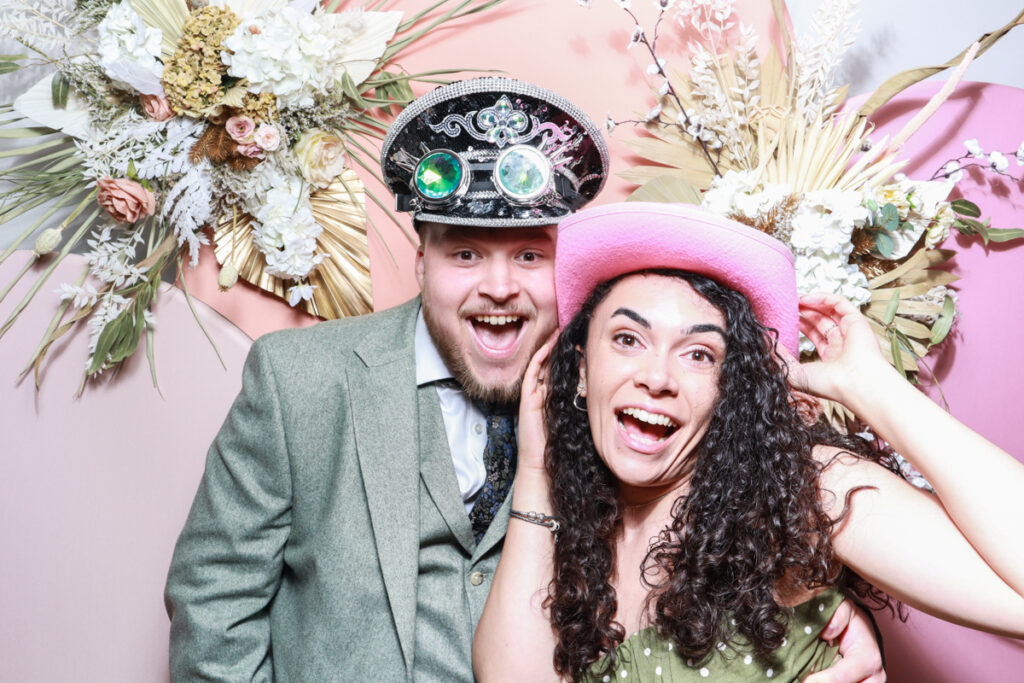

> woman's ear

[{"left": 576, "top": 345, "right": 587, "bottom": 398}]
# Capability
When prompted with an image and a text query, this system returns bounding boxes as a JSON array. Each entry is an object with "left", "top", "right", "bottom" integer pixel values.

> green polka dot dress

[{"left": 582, "top": 587, "right": 843, "bottom": 682}]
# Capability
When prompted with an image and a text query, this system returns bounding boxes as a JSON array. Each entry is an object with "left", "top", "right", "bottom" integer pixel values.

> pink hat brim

[{"left": 556, "top": 202, "right": 799, "bottom": 355}]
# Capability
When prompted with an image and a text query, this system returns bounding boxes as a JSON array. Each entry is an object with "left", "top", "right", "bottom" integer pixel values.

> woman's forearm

[
  {"left": 841, "top": 360, "right": 1024, "bottom": 599},
  {"left": 473, "top": 468, "right": 562, "bottom": 683}
]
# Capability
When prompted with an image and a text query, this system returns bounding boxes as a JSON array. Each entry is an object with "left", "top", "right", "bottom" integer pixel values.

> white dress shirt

[{"left": 415, "top": 309, "right": 490, "bottom": 513}]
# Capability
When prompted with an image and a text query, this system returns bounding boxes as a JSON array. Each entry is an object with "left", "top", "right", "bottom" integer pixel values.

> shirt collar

[{"left": 415, "top": 306, "right": 455, "bottom": 386}]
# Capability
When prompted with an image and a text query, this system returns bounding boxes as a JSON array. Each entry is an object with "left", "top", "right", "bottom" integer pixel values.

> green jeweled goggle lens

[
  {"left": 494, "top": 145, "right": 551, "bottom": 202},
  {"left": 414, "top": 151, "right": 464, "bottom": 200}
]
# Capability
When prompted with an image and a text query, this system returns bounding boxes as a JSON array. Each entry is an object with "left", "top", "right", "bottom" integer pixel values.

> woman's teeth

[{"left": 620, "top": 407, "right": 678, "bottom": 428}]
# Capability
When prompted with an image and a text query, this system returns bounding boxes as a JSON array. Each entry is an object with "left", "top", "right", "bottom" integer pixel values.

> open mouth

[
  {"left": 617, "top": 407, "right": 680, "bottom": 445},
  {"left": 468, "top": 314, "right": 526, "bottom": 356}
]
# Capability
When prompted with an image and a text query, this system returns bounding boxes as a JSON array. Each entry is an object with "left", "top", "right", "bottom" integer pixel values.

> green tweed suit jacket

[{"left": 166, "top": 298, "right": 505, "bottom": 682}]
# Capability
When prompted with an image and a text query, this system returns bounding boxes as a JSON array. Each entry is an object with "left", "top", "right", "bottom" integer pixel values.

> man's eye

[
  {"left": 521, "top": 252, "right": 538, "bottom": 263},
  {"left": 457, "top": 250, "right": 474, "bottom": 260}
]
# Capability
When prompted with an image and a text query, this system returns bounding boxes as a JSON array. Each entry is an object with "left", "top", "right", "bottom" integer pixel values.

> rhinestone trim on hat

[{"left": 381, "top": 77, "right": 610, "bottom": 174}]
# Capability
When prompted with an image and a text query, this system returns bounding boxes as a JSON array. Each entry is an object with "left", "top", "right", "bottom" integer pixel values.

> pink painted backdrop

[
  {"left": 848, "top": 80, "right": 1024, "bottom": 681},
  {"left": 3, "top": 2, "right": 1024, "bottom": 681}
]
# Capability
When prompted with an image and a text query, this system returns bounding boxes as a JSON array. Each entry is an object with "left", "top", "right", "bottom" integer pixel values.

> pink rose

[
  {"left": 140, "top": 94, "right": 173, "bottom": 122},
  {"left": 253, "top": 123, "right": 280, "bottom": 151},
  {"left": 96, "top": 177, "right": 156, "bottom": 224},
  {"left": 238, "top": 143, "right": 264, "bottom": 158},
  {"left": 226, "top": 115, "right": 255, "bottom": 143}
]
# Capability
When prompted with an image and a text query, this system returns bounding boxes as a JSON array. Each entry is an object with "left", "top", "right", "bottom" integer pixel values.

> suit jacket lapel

[
  {"left": 417, "top": 386, "right": 477, "bottom": 554},
  {"left": 348, "top": 298, "right": 422, "bottom": 676}
]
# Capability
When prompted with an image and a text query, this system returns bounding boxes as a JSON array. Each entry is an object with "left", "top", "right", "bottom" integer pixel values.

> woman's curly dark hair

[{"left": 544, "top": 269, "right": 898, "bottom": 680}]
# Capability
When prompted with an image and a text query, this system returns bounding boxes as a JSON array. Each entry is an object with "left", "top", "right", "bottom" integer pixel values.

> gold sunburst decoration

[{"left": 213, "top": 168, "right": 373, "bottom": 319}]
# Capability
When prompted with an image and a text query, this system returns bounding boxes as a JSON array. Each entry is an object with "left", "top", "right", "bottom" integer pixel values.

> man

[{"left": 166, "top": 78, "right": 883, "bottom": 682}]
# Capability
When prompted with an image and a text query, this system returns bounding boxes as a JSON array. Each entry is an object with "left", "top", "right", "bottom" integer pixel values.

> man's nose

[{"left": 478, "top": 259, "right": 520, "bottom": 301}]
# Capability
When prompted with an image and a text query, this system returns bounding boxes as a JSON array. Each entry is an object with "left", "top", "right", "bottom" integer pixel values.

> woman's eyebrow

[
  {"left": 611, "top": 307, "right": 649, "bottom": 328},
  {"left": 687, "top": 323, "right": 726, "bottom": 339}
]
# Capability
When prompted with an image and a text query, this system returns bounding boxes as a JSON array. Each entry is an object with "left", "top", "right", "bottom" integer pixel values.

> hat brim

[{"left": 555, "top": 202, "right": 800, "bottom": 355}]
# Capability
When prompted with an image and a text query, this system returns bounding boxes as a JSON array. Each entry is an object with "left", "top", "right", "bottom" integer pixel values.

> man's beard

[{"left": 422, "top": 306, "right": 526, "bottom": 408}]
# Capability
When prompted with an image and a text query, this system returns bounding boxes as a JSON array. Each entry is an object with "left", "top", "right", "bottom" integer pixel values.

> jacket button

[{"left": 469, "top": 571, "right": 485, "bottom": 586}]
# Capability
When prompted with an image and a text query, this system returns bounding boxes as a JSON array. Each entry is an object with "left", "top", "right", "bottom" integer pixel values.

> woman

[{"left": 473, "top": 202, "right": 1024, "bottom": 681}]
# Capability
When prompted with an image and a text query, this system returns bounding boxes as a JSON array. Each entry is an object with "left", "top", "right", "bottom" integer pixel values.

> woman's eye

[
  {"left": 613, "top": 333, "right": 638, "bottom": 347},
  {"left": 520, "top": 252, "right": 537, "bottom": 263},
  {"left": 457, "top": 250, "right": 474, "bottom": 261},
  {"left": 687, "top": 349, "right": 715, "bottom": 363}
]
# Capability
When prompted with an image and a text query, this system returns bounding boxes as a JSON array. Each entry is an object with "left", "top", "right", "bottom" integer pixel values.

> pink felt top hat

[{"left": 556, "top": 202, "right": 800, "bottom": 355}]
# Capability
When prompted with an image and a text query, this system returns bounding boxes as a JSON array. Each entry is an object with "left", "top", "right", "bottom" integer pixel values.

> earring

[{"left": 573, "top": 381, "right": 587, "bottom": 412}]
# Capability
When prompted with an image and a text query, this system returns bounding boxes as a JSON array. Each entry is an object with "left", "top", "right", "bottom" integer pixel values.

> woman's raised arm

[{"left": 794, "top": 293, "right": 1024, "bottom": 637}]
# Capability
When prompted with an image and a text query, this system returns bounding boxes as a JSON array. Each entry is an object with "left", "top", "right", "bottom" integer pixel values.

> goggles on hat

[{"left": 412, "top": 144, "right": 555, "bottom": 207}]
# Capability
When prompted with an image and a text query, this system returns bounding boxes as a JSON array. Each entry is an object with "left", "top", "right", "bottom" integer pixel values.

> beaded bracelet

[{"left": 509, "top": 509, "right": 561, "bottom": 535}]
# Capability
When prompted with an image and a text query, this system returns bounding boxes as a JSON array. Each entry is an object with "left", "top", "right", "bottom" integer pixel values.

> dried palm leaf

[
  {"left": 130, "top": 0, "right": 189, "bottom": 61},
  {"left": 213, "top": 169, "right": 372, "bottom": 319},
  {"left": 626, "top": 175, "right": 702, "bottom": 205}
]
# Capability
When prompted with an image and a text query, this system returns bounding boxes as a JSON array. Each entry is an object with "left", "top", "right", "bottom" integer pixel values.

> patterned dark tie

[{"left": 469, "top": 403, "right": 517, "bottom": 543}]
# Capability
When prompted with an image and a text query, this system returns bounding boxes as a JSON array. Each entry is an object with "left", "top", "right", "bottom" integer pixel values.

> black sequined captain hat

[{"left": 380, "top": 77, "right": 609, "bottom": 228}]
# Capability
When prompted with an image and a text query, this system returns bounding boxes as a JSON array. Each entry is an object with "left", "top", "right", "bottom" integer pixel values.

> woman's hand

[
  {"left": 518, "top": 332, "right": 557, "bottom": 475},
  {"left": 784, "top": 293, "right": 894, "bottom": 406}
]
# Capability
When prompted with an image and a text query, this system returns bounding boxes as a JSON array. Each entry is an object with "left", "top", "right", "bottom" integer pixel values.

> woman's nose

[{"left": 634, "top": 352, "right": 678, "bottom": 396}]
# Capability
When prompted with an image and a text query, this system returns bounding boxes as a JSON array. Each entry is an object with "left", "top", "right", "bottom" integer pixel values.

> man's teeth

[
  {"left": 474, "top": 315, "right": 521, "bottom": 326},
  {"left": 620, "top": 407, "right": 678, "bottom": 428}
]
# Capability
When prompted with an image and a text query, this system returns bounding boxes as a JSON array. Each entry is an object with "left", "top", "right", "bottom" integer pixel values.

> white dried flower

[
  {"left": 646, "top": 58, "right": 666, "bottom": 75},
  {"left": 942, "top": 161, "right": 963, "bottom": 183},
  {"left": 612, "top": 0, "right": 632, "bottom": 8},
  {"left": 223, "top": 7, "right": 338, "bottom": 108},
  {"left": 628, "top": 25, "right": 644, "bottom": 49},
  {"left": 96, "top": 0, "right": 165, "bottom": 96},
  {"left": 250, "top": 176, "right": 325, "bottom": 281},
  {"left": 925, "top": 202, "right": 955, "bottom": 248},
  {"left": 1016, "top": 141, "right": 1024, "bottom": 166},
  {"left": 989, "top": 150, "right": 1009, "bottom": 172},
  {"left": 963, "top": 138, "right": 984, "bottom": 158},
  {"left": 644, "top": 102, "right": 663, "bottom": 122},
  {"left": 288, "top": 283, "right": 316, "bottom": 307},
  {"left": 605, "top": 114, "right": 617, "bottom": 133},
  {"left": 657, "top": 78, "right": 670, "bottom": 96}
]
